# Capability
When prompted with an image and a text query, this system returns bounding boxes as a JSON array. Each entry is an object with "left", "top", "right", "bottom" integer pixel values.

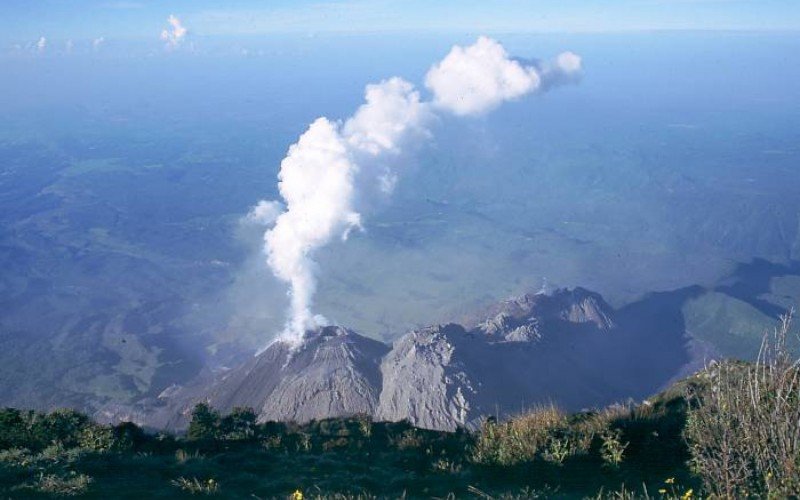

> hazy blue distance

[{"left": 1, "top": 31, "right": 799, "bottom": 411}]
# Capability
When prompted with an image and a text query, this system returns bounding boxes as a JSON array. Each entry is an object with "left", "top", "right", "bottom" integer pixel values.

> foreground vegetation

[{"left": 1, "top": 317, "right": 798, "bottom": 498}]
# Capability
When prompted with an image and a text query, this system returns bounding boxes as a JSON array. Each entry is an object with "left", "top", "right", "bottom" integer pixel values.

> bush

[
  {"left": 78, "top": 425, "right": 116, "bottom": 452},
  {"left": 0, "top": 409, "right": 27, "bottom": 449},
  {"left": 599, "top": 428, "right": 627, "bottom": 468},
  {"left": 0, "top": 447, "right": 33, "bottom": 467},
  {"left": 471, "top": 406, "right": 568, "bottom": 466},
  {"left": 112, "top": 421, "right": 146, "bottom": 450},
  {"left": 187, "top": 403, "right": 221, "bottom": 441},
  {"left": 30, "top": 472, "right": 92, "bottom": 496},
  {"left": 686, "top": 313, "right": 800, "bottom": 498},
  {"left": 29, "top": 409, "right": 90, "bottom": 449},
  {"left": 219, "top": 407, "right": 257, "bottom": 441},
  {"left": 171, "top": 476, "right": 219, "bottom": 495}
]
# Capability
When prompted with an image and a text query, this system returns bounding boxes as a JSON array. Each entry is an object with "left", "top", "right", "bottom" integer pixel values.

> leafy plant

[
  {"left": 171, "top": 476, "right": 220, "bottom": 495},
  {"left": 219, "top": 407, "right": 257, "bottom": 441},
  {"left": 30, "top": 472, "right": 92, "bottom": 496},
  {"left": 685, "top": 313, "right": 800, "bottom": 498},
  {"left": 187, "top": 403, "right": 221, "bottom": 441},
  {"left": 600, "top": 428, "right": 628, "bottom": 468}
]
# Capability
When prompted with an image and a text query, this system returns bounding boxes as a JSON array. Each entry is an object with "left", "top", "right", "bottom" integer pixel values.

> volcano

[{"left": 151, "top": 287, "right": 702, "bottom": 431}]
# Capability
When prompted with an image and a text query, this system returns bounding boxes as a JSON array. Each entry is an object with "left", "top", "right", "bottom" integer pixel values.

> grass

[
  {"left": 0, "top": 402, "right": 699, "bottom": 499},
  {"left": 685, "top": 313, "right": 800, "bottom": 497},
  {"left": 2, "top": 317, "right": 800, "bottom": 499}
]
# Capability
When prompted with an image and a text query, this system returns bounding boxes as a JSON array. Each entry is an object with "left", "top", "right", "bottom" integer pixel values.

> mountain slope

[
  {"left": 151, "top": 287, "right": 702, "bottom": 431},
  {"left": 160, "top": 326, "right": 388, "bottom": 429}
]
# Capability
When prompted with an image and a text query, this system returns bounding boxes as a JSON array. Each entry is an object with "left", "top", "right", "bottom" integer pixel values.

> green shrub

[
  {"left": 187, "top": 403, "right": 221, "bottom": 441},
  {"left": 219, "top": 407, "right": 257, "bottom": 440},
  {"left": 29, "top": 409, "right": 90, "bottom": 449},
  {"left": 471, "top": 406, "right": 567, "bottom": 466},
  {"left": 112, "top": 421, "right": 146, "bottom": 450},
  {"left": 599, "top": 428, "right": 627, "bottom": 468},
  {"left": 78, "top": 425, "right": 116, "bottom": 452},
  {"left": 0, "top": 409, "right": 27, "bottom": 449},
  {"left": 29, "top": 472, "right": 92, "bottom": 496},
  {"left": 686, "top": 313, "right": 800, "bottom": 498},
  {"left": 171, "top": 476, "right": 220, "bottom": 495},
  {"left": 0, "top": 447, "right": 33, "bottom": 467}
]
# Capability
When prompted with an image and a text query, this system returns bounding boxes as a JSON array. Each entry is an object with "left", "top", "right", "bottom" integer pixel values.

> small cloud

[
  {"left": 425, "top": 36, "right": 541, "bottom": 116},
  {"left": 246, "top": 200, "right": 284, "bottom": 226},
  {"left": 92, "top": 37, "right": 105, "bottom": 51},
  {"left": 160, "top": 14, "right": 187, "bottom": 49},
  {"left": 555, "top": 51, "right": 582, "bottom": 74},
  {"left": 36, "top": 36, "right": 47, "bottom": 53}
]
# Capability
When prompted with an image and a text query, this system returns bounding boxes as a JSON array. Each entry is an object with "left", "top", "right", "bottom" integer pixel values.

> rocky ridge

[{"left": 128, "top": 287, "right": 699, "bottom": 431}]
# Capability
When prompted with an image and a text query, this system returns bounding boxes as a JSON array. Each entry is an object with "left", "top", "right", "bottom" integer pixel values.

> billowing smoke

[
  {"left": 250, "top": 78, "right": 429, "bottom": 341},
  {"left": 250, "top": 37, "right": 581, "bottom": 345},
  {"left": 425, "top": 36, "right": 541, "bottom": 116},
  {"left": 160, "top": 14, "right": 187, "bottom": 48}
]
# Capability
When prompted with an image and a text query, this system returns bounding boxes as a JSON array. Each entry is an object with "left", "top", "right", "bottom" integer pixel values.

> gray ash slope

[{"left": 155, "top": 288, "right": 704, "bottom": 431}]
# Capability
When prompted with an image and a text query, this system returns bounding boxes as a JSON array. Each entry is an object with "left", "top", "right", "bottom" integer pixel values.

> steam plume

[{"left": 252, "top": 37, "right": 582, "bottom": 345}]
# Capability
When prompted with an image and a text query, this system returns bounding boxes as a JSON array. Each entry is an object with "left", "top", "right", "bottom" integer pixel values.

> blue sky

[{"left": 1, "top": 0, "right": 799, "bottom": 44}]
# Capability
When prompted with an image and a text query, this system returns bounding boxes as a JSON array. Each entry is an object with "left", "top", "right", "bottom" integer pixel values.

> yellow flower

[
  {"left": 665, "top": 477, "right": 676, "bottom": 484},
  {"left": 658, "top": 489, "right": 667, "bottom": 494},
  {"left": 292, "top": 490, "right": 304, "bottom": 500},
  {"left": 682, "top": 489, "right": 694, "bottom": 499}
]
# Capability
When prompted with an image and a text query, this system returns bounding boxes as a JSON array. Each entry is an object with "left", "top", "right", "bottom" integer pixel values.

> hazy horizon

[{"left": 1, "top": 11, "right": 799, "bottom": 412}]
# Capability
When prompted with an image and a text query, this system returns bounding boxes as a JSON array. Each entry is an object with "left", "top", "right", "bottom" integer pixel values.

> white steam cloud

[
  {"left": 251, "top": 37, "right": 582, "bottom": 345},
  {"left": 160, "top": 14, "right": 187, "bottom": 48},
  {"left": 556, "top": 51, "right": 582, "bottom": 74},
  {"left": 247, "top": 200, "right": 284, "bottom": 226},
  {"left": 425, "top": 36, "right": 541, "bottom": 116}
]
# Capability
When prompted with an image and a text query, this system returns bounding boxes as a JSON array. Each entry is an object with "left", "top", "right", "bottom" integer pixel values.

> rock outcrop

[
  {"left": 159, "top": 326, "right": 387, "bottom": 429},
  {"left": 154, "top": 288, "right": 695, "bottom": 431}
]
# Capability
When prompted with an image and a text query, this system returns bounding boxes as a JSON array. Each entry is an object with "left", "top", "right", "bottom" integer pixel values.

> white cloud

[
  {"left": 424, "top": 37, "right": 583, "bottom": 116},
  {"left": 538, "top": 50, "right": 583, "bottom": 90},
  {"left": 556, "top": 51, "right": 582, "bottom": 74},
  {"left": 424, "top": 36, "right": 541, "bottom": 116},
  {"left": 251, "top": 37, "right": 582, "bottom": 346},
  {"left": 264, "top": 118, "right": 362, "bottom": 341},
  {"left": 344, "top": 77, "right": 428, "bottom": 156},
  {"left": 92, "top": 37, "right": 105, "bottom": 51},
  {"left": 258, "top": 77, "right": 428, "bottom": 344},
  {"left": 246, "top": 200, "right": 284, "bottom": 226},
  {"left": 36, "top": 36, "right": 47, "bottom": 53},
  {"left": 160, "top": 14, "right": 187, "bottom": 49}
]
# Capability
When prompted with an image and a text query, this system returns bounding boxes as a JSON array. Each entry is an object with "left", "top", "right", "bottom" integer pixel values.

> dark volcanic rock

[
  {"left": 378, "top": 289, "right": 625, "bottom": 430},
  {"left": 474, "top": 287, "right": 614, "bottom": 342},
  {"left": 153, "top": 288, "right": 697, "bottom": 431},
  {"left": 376, "top": 323, "right": 476, "bottom": 431},
  {"left": 164, "top": 326, "right": 388, "bottom": 429}
]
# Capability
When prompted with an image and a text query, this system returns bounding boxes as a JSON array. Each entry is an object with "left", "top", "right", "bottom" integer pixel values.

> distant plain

[{"left": 1, "top": 31, "right": 799, "bottom": 412}]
